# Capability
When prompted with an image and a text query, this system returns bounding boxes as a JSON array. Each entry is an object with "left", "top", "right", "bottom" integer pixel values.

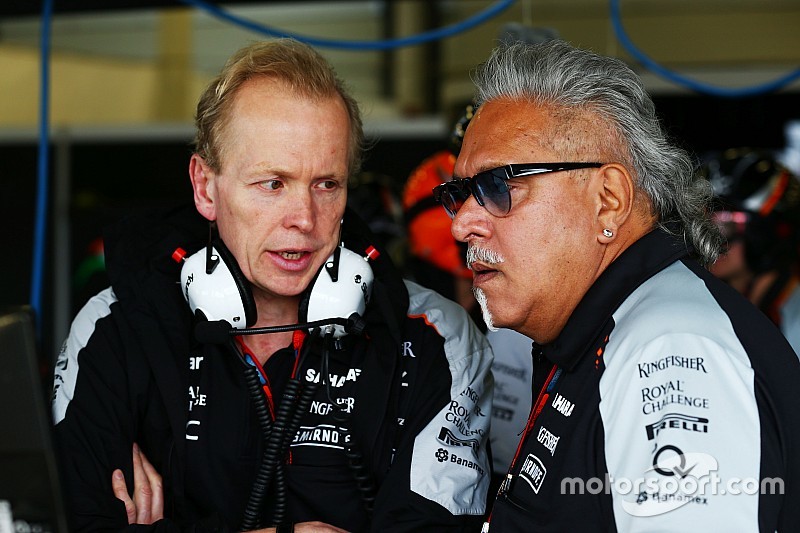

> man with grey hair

[{"left": 435, "top": 39, "right": 800, "bottom": 531}]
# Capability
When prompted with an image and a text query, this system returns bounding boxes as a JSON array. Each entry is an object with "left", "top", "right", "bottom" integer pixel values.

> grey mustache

[{"left": 466, "top": 246, "right": 504, "bottom": 267}]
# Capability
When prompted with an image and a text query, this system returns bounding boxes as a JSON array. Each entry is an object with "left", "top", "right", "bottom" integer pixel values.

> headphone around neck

[{"left": 175, "top": 238, "right": 377, "bottom": 342}]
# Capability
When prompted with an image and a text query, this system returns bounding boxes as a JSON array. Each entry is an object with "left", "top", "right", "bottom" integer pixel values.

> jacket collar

[{"left": 543, "top": 227, "right": 692, "bottom": 371}]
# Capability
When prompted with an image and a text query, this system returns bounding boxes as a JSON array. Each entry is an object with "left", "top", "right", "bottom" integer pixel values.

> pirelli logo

[
  {"left": 437, "top": 427, "right": 480, "bottom": 450},
  {"left": 645, "top": 413, "right": 709, "bottom": 440}
]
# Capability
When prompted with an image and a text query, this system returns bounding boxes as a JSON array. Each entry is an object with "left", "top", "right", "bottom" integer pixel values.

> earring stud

[{"left": 602, "top": 228, "right": 613, "bottom": 238}]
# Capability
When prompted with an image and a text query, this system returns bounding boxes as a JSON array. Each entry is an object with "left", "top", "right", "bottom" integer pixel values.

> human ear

[
  {"left": 189, "top": 154, "right": 217, "bottom": 221},
  {"left": 595, "top": 163, "right": 635, "bottom": 243}
]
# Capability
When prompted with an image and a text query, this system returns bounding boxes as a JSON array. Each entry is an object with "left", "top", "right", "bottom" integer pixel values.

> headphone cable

[{"left": 321, "top": 333, "right": 377, "bottom": 513}]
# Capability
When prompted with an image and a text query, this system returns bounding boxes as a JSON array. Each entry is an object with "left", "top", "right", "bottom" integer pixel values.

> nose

[
  {"left": 284, "top": 188, "right": 315, "bottom": 233},
  {"left": 451, "top": 195, "right": 490, "bottom": 244}
]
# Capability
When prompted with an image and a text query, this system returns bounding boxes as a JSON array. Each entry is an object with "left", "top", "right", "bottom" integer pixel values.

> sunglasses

[{"left": 433, "top": 162, "right": 604, "bottom": 218}]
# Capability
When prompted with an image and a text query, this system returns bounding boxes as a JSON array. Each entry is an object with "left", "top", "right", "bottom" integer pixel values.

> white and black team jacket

[
  {"left": 487, "top": 228, "right": 800, "bottom": 532},
  {"left": 51, "top": 205, "right": 493, "bottom": 532}
]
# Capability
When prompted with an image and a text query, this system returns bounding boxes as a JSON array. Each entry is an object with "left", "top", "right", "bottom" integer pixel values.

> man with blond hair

[{"left": 53, "top": 39, "right": 492, "bottom": 532}]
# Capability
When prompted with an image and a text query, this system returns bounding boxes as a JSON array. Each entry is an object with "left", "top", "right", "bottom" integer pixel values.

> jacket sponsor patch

[
  {"left": 637, "top": 355, "right": 708, "bottom": 379},
  {"left": 438, "top": 427, "right": 480, "bottom": 450},
  {"left": 645, "top": 412, "right": 709, "bottom": 440},
  {"left": 305, "top": 368, "right": 362, "bottom": 388},
  {"left": 434, "top": 448, "right": 486, "bottom": 476},
  {"left": 551, "top": 393, "right": 574, "bottom": 417},
  {"left": 519, "top": 453, "right": 547, "bottom": 493},
  {"left": 536, "top": 426, "right": 559, "bottom": 456},
  {"left": 188, "top": 385, "right": 207, "bottom": 412},
  {"left": 640, "top": 378, "right": 710, "bottom": 415},
  {"left": 444, "top": 387, "right": 488, "bottom": 438},
  {"left": 291, "top": 424, "right": 346, "bottom": 449},
  {"left": 621, "top": 446, "right": 718, "bottom": 517}
]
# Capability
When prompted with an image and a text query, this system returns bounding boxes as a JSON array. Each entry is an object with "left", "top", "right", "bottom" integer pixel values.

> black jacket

[
  {"left": 53, "top": 204, "right": 493, "bottom": 532},
  {"left": 487, "top": 228, "right": 800, "bottom": 532}
]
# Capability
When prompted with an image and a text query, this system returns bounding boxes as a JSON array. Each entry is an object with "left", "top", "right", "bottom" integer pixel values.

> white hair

[{"left": 473, "top": 287, "right": 499, "bottom": 332}]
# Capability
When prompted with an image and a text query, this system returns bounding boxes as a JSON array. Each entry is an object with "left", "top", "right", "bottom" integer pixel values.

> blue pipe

[
  {"left": 178, "top": 0, "right": 516, "bottom": 50},
  {"left": 609, "top": 0, "right": 800, "bottom": 98},
  {"left": 31, "top": 0, "right": 53, "bottom": 335}
]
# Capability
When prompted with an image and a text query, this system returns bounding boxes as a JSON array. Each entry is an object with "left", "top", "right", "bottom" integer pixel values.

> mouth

[
  {"left": 269, "top": 248, "right": 314, "bottom": 272},
  {"left": 278, "top": 250, "right": 306, "bottom": 260},
  {"left": 470, "top": 262, "right": 499, "bottom": 284}
]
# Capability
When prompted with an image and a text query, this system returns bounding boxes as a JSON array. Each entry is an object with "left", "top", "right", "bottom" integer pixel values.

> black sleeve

[{"left": 52, "top": 295, "right": 204, "bottom": 532}]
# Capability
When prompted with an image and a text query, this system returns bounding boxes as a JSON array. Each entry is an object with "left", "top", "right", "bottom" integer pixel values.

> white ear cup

[
  {"left": 180, "top": 246, "right": 250, "bottom": 329},
  {"left": 305, "top": 247, "right": 374, "bottom": 338}
]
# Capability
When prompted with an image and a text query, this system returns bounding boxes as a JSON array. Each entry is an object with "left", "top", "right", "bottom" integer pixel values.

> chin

[{"left": 254, "top": 276, "right": 308, "bottom": 301}]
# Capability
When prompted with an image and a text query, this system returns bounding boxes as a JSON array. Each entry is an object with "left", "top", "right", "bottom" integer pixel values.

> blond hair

[{"left": 194, "top": 38, "right": 364, "bottom": 175}]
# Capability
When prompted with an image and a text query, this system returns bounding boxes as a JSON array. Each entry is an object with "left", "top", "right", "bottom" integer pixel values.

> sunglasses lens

[
  {"left": 436, "top": 181, "right": 469, "bottom": 218},
  {"left": 475, "top": 169, "right": 511, "bottom": 216}
]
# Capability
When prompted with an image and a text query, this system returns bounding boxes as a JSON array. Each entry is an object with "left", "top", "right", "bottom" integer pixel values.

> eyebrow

[
  {"left": 454, "top": 162, "right": 507, "bottom": 180},
  {"left": 246, "top": 163, "right": 282, "bottom": 177},
  {"left": 245, "top": 164, "right": 346, "bottom": 182}
]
